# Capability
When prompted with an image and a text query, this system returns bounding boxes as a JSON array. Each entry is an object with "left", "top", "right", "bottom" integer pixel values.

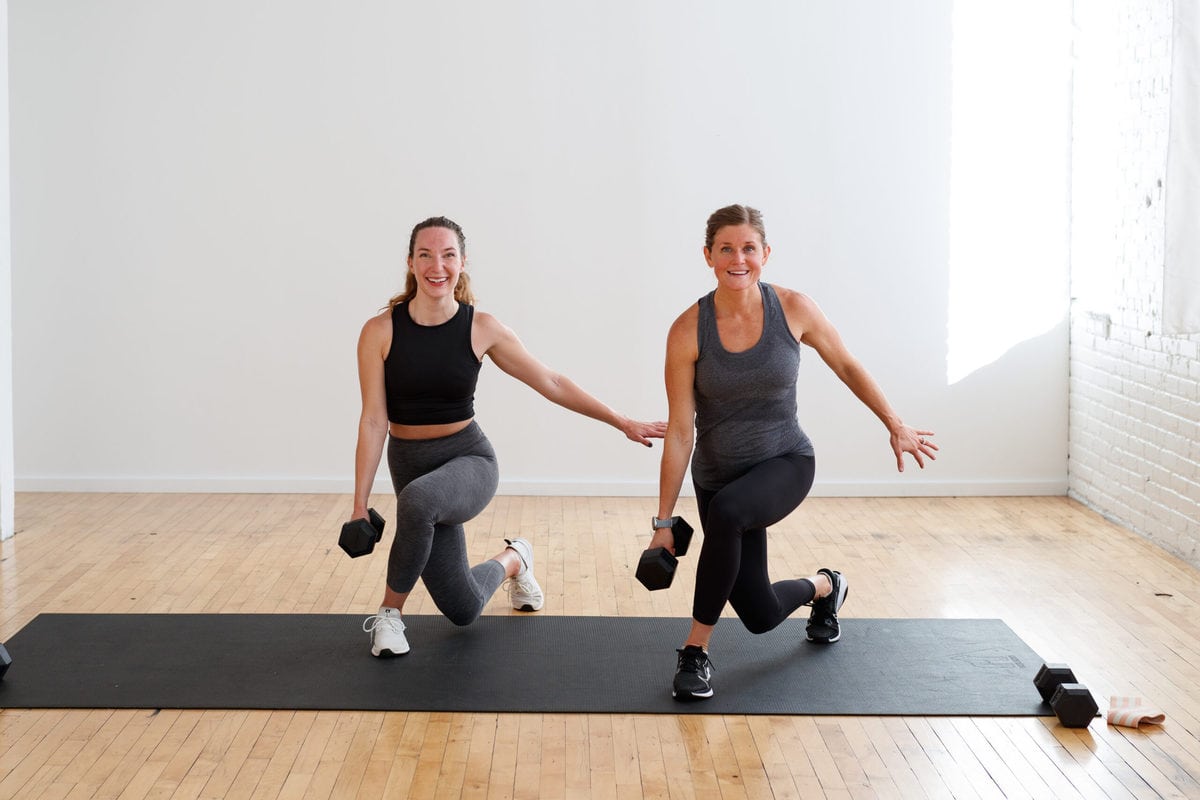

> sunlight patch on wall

[
  {"left": 1070, "top": 0, "right": 1119, "bottom": 316},
  {"left": 947, "top": 0, "right": 1072, "bottom": 385}
]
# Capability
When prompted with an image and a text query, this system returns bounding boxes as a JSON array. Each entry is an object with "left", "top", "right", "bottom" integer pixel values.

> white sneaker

[
  {"left": 363, "top": 607, "right": 410, "bottom": 656},
  {"left": 503, "top": 538, "right": 544, "bottom": 612}
]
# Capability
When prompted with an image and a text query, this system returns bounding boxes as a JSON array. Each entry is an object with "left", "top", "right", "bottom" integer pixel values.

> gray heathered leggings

[{"left": 386, "top": 422, "right": 505, "bottom": 626}]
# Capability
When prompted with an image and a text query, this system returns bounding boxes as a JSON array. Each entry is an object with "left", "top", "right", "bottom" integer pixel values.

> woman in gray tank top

[{"left": 652, "top": 204, "right": 938, "bottom": 701}]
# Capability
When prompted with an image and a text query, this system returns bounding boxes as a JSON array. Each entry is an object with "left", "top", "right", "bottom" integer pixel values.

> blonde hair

[{"left": 386, "top": 216, "right": 476, "bottom": 310}]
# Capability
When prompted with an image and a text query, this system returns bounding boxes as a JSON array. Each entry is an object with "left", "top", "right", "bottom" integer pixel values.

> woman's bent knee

[
  {"left": 740, "top": 615, "right": 778, "bottom": 635},
  {"left": 443, "top": 606, "right": 483, "bottom": 627}
]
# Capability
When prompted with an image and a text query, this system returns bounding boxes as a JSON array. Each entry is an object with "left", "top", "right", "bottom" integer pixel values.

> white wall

[
  {"left": 1, "top": 0, "right": 14, "bottom": 539},
  {"left": 9, "top": 1, "right": 1071, "bottom": 497},
  {"left": 1070, "top": 0, "right": 1200, "bottom": 567}
]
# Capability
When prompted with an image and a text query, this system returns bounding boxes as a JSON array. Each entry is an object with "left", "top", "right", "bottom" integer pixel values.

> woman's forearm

[{"left": 353, "top": 417, "right": 389, "bottom": 514}]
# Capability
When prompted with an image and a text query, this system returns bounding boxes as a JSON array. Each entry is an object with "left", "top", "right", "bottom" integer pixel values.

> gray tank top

[{"left": 691, "top": 283, "right": 814, "bottom": 490}]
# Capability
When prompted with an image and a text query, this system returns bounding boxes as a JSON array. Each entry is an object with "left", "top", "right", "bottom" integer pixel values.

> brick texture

[{"left": 1069, "top": 0, "right": 1200, "bottom": 566}]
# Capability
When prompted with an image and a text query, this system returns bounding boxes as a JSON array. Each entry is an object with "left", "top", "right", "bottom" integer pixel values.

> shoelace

[
  {"left": 362, "top": 614, "right": 404, "bottom": 635},
  {"left": 812, "top": 577, "right": 841, "bottom": 614},
  {"left": 503, "top": 547, "right": 539, "bottom": 596},
  {"left": 677, "top": 649, "right": 712, "bottom": 674},
  {"left": 504, "top": 572, "right": 540, "bottom": 599},
  {"left": 809, "top": 591, "right": 838, "bottom": 628},
  {"left": 811, "top": 593, "right": 834, "bottom": 614}
]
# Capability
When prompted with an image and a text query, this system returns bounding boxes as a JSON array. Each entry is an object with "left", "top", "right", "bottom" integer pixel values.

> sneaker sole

[
  {"left": 672, "top": 688, "right": 714, "bottom": 700},
  {"left": 371, "top": 647, "right": 410, "bottom": 657},
  {"left": 512, "top": 602, "right": 542, "bottom": 612}
]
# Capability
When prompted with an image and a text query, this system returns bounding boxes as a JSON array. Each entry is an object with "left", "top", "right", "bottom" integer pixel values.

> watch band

[{"left": 651, "top": 516, "right": 675, "bottom": 529}]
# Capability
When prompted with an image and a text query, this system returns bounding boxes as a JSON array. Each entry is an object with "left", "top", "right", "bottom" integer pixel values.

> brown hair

[
  {"left": 386, "top": 216, "right": 475, "bottom": 310},
  {"left": 704, "top": 204, "right": 767, "bottom": 251}
]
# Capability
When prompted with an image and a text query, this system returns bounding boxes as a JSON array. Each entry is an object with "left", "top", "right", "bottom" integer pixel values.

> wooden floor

[{"left": 2, "top": 493, "right": 1199, "bottom": 799}]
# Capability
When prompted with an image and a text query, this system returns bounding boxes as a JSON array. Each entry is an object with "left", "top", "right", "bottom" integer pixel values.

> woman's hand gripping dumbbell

[
  {"left": 636, "top": 516, "right": 694, "bottom": 590},
  {"left": 338, "top": 509, "right": 387, "bottom": 558}
]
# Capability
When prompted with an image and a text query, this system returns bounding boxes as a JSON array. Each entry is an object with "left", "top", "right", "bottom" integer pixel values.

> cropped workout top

[{"left": 384, "top": 300, "right": 481, "bottom": 425}]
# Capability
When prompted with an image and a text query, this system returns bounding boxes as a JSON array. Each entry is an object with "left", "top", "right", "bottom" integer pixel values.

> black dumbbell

[
  {"left": 1050, "top": 683, "right": 1100, "bottom": 728},
  {"left": 636, "top": 518, "right": 694, "bottom": 591},
  {"left": 1034, "top": 662, "right": 1077, "bottom": 701},
  {"left": 0, "top": 642, "right": 11, "bottom": 680},
  {"left": 1034, "top": 662, "right": 1098, "bottom": 728},
  {"left": 338, "top": 509, "right": 386, "bottom": 558}
]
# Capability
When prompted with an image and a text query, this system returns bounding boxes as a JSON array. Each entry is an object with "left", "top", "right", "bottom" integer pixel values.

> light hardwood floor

[{"left": 2, "top": 493, "right": 1199, "bottom": 799}]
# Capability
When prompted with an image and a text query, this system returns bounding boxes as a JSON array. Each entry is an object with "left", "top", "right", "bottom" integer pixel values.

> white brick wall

[{"left": 1069, "top": 0, "right": 1200, "bottom": 566}]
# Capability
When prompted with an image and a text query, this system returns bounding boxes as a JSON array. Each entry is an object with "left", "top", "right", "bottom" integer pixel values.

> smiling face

[
  {"left": 704, "top": 223, "right": 770, "bottom": 290},
  {"left": 407, "top": 226, "right": 464, "bottom": 300}
]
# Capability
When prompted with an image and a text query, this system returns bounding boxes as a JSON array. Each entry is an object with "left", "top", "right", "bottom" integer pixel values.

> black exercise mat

[{"left": 0, "top": 614, "right": 1048, "bottom": 715}]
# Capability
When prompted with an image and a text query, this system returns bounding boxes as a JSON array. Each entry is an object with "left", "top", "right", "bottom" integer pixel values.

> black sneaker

[
  {"left": 672, "top": 645, "right": 715, "bottom": 700},
  {"left": 806, "top": 568, "right": 848, "bottom": 643}
]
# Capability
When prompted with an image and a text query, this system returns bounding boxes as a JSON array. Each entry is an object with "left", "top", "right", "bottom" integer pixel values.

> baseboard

[
  {"left": 805, "top": 479, "right": 1068, "bottom": 497},
  {"left": 15, "top": 476, "right": 1068, "bottom": 497}
]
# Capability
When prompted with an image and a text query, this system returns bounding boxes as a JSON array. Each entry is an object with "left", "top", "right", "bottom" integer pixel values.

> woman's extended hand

[
  {"left": 891, "top": 425, "right": 938, "bottom": 471},
  {"left": 622, "top": 419, "right": 669, "bottom": 447}
]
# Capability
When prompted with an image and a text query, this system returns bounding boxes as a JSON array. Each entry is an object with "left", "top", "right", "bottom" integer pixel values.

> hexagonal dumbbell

[
  {"left": 1050, "top": 683, "right": 1100, "bottom": 728},
  {"left": 338, "top": 508, "right": 386, "bottom": 558},
  {"left": 1034, "top": 662, "right": 1078, "bottom": 702},
  {"left": 636, "top": 517, "right": 694, "bottom": 591},
  {"left": 1033, "top": 662, "right": 1098, "bottom": 728}
]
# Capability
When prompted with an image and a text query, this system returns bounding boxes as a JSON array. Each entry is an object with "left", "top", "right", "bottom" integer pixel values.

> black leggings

[{"left": 692, "top": 451, "right": 817, "bottom": 630}]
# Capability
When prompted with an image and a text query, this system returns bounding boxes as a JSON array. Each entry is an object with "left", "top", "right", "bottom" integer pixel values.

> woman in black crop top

[{"left": 350, "top": 215, "right": 665, "bottom": 658}]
